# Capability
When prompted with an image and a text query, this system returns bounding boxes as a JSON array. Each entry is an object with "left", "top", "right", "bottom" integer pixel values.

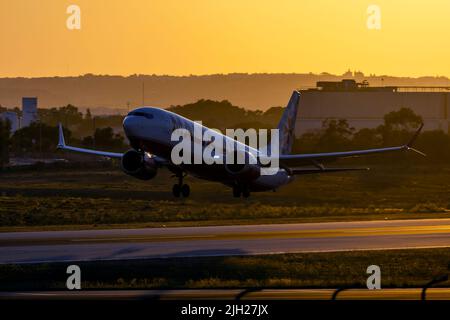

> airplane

[{"left": 57, "top": 91, "right": 425, "bottom": 198}]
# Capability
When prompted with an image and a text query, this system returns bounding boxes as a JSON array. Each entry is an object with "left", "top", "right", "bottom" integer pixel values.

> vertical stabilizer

[{"left": 277, "top": 91, "right": 300, "bottom": 155}]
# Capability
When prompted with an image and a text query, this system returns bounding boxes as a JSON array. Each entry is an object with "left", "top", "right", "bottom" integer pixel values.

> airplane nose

[{"left": 123, "top": 116, "right": 139, "bottom": 138}]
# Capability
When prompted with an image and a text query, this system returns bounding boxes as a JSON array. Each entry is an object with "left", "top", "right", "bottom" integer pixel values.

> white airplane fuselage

[{"left": 122, "top": 107, "right": 293, "bottom": 192}]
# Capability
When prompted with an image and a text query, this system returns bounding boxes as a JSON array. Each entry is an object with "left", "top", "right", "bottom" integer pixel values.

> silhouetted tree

[
  {"left": 82, "top": 127, "right": 125, "bottom": 150},
  {"left": 318, "top": 119, "right": 354, "bottom": 150},
  {"left": 85, "top": 108, "right": 92, "bottom": 121},
  {"left": 379, "top": 108, "right": 423, "bottom": 146},
  {"left": 0, "top": 119, "right": 11, "bottom": 167},
  {"left": 168, "top": 99, "right": 278, "bottom": 130},
  {"left": 352, "top": 128, "right": 381, "bottom": 148},
  {"left": 384, "top": 107, "right": 423, "bottom": 131},
  {"left": 11, "top": 123, "right": 72, "bottom": 154},
  {"left": 38, "top": 104, "right": 83, "bottom": 127}
]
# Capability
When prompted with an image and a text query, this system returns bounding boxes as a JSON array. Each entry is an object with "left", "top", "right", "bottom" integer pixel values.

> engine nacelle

[
  {"left": 224, "top": 150, "right": 260, "bottom": 182},
  {"left": 121, "top": 149, "right": 158, "bottom": 180}
]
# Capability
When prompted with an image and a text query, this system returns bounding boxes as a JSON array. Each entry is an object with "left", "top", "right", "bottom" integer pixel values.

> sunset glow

[{"left": 0, "top": 0, "right": 449, "bottom": 77}]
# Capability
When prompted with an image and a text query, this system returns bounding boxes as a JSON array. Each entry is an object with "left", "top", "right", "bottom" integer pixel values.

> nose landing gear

[
  {"left": 172, "top": 173, "right": 190, "bottom": 198},
  {"left": 232, "top": 184, "right": 250, "bottom": 198}
]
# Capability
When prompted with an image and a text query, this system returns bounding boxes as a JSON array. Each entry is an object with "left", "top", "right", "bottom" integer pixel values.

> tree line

[{"left": 1, "top": 101, "right": 450, "bottom": 167}]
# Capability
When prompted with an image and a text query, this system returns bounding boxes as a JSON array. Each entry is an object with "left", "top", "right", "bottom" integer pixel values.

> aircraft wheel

[
  {"left": 172, "top": 184, "right": 181, "bottom": 197},
  {"left": 181, "top": 184, "right": 190, "bottom": 197}
]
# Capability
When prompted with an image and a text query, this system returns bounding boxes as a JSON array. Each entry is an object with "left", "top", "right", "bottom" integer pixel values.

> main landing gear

[
  {"left": 232, "top": 184, "right": 250, "bottom": 198},
  {"left": 172, "top": 173, "right": 190, "bottom": 198}
]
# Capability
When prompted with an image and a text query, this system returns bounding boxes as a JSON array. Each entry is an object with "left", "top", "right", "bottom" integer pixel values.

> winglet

[
  {"left": 405, "top": 123, "right": 426, "bottom": 156},
  {"left": 407, "top": 123, "right": 424, "bottom": 147},
  {"left": 57, "top": 123, "right": 66, "bottom": 149}
]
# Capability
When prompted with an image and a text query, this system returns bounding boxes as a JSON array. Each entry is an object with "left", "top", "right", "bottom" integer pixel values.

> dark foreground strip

[{"left": 0, "top": 299, "right": 449, "bottom": 319}]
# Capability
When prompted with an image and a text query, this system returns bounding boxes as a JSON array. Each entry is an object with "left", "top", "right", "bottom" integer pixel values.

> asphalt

[
  {"left": 2, "top": 288, "right": 450, "bottom": 300},
  {"left": 1, "top": 218, "right": 450, "bottom": 264}
]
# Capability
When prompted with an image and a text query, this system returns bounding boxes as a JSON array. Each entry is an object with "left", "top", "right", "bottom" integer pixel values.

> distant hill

[{"left": 0, "top": 73, "right": 449, "bottom": 113}]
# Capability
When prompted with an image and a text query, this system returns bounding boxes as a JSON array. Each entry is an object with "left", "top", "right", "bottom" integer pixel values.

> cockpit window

[{"left": 128, "top": 111, "right": 154, "bottom": 119}]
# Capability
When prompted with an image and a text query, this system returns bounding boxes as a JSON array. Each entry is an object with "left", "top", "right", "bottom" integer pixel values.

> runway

[
  {"left": 2, "top": 288, "right": 450, "bottom": 300},
  {"left": 2, "top": 218, "right": 450, "bottom": 264}
]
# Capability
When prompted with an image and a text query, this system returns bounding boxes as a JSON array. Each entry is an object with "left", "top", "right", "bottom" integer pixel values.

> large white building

[{"left": 295, "top": 80, "right": 450, "bottom": 136}]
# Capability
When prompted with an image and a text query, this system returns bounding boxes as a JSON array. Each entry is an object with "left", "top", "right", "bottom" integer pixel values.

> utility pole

[
  {"left": 93, "top": 116, "right": 96, "bottom": 149},
  {"left": 142, "top": 80, "right": 145, "bottom": 106},
  {"left": 39, "top": 120, "right": 42, "bottom": 156}
]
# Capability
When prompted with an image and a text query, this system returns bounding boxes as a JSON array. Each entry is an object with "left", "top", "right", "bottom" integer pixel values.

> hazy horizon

[
  {"left": 1, "top": 71, "right": 450, "bottom": 80},
  {"left": 1, "top": 72, "right": 449, "bottom": 112}
]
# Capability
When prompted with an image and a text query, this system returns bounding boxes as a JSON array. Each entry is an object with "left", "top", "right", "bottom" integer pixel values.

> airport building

[{"left": 295, "top": 80, "right": 450, "bottom": 136}]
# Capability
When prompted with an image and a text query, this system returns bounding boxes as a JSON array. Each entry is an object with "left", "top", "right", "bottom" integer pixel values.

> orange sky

[{"left": 0, "top": 0, "right": 449, "bottom": 77}]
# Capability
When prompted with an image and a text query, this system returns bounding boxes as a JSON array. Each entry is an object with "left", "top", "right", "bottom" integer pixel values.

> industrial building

[{"left": 296, "top": 80, "right": 450, "bottom": 136}]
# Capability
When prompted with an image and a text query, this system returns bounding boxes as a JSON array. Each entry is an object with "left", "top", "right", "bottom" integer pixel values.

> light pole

[{"left": 93, "top": 116, "right": 96, "bottom": 149}]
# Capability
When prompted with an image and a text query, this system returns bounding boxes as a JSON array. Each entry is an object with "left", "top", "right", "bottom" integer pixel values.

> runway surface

[
  {"left": 2, "top": 218, "right": 450, "bottom": 264},
  {"left": 2, "top": 288, "right": 450, "bottom": 300}
]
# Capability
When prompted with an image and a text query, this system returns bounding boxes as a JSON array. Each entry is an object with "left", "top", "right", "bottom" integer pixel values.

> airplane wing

[
  {"left": 57, "top": 123, "right": 123, "bottom": 158},
  {"left": 263, "top": 124, "right": 425, "bottom": 168}
]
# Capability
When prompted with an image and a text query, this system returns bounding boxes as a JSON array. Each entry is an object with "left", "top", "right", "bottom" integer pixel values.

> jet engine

[
  {"left": 224, "top": 150, "right": 260, "bottom": 181},
  {"left": 121, "top": 149, "right": 158, "bottom": 180}
]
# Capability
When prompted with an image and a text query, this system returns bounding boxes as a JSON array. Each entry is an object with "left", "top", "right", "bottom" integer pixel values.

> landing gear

[
  {"left": 172, "top": 173, "right": 190, "bottom": 198},
  {"left": 181, "top": 184, "right": 190, "bottom": 197},
  {"left": 232, "top": 184, "right": 250, "bottom": 198}
]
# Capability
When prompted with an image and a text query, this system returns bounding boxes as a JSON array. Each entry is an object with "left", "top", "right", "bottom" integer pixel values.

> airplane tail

[{"left": 276, "top": 91, "right": 301, "bottom": 155}]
